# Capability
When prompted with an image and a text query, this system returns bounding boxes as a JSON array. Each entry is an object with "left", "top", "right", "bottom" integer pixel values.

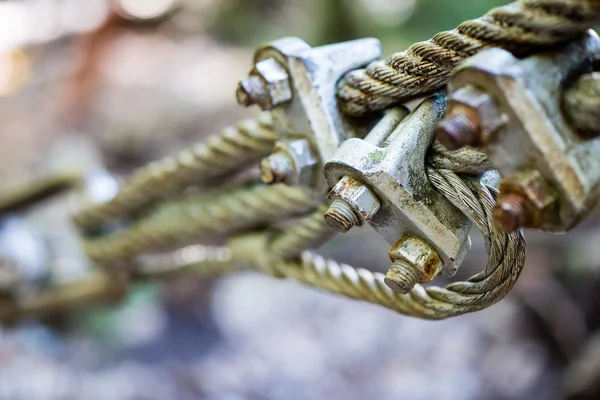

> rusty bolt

[
  {"left": 260, "top": 139, "right": 318, "bottom": 186},
  {"left": 236, "top": 58, "right": 292, "bottom": 110},
  {"left": 493, "top": 193, "right": 533, "bottom": 232},
  {"left": 436, "top": 105, "right": 481, "bottom": 150},
  {"left": 436, "top": 85, "right": 505, "bottom": 150},
  {"left": 384, "top": 235, "right": 443, "bottom": 294},
  {"left": 324, "top": 199, "right": 359, "bottom": 233},
  {"left": 493, "top": 170, "right": 557, "bottom": 232},
  {"left": 260, "top": 152, "right": 294, "bottom": 184},
  {"left": 385, "top": 260, "right": 421, "bottom": 294},
  {"left": 324, "top": 176, "right": 381, "bottom": 233},
  {"left": 236, "top": 76, "right": 267, "bottom": 107}
]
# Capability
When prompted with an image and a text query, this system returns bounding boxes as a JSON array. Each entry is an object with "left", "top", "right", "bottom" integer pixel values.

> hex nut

[
  {"left": 259, "top": 152, "right": 294, "bottom": 184},
  {"left": 236, "top": 76, "right": 267, "bottom": 107},
  {"left": 266, "top": 139, "right": 318, "bottom": 186},
  {"left": 252, "top": 57, "right": 292, "bottom": 110},
  {"left": 436, "top": 105, "right": 481, "bottom": 150},
  {"left": 327, "top": 176, "right": 381, "bottom": 225},
  {"left": 449, "top": 85, "right": 506, "bottom": 145},
  {"left": 286, "top": 139, "right": 318, "bottom": 186},
  {"left": 493, "top": 192, "right": 533, "bottom": 232},
  {"left": 388, "top": 235, "right": 443, "bottom": 284},
  {"left": 498, "top": 169, "right": 557, "bottom": 226}
]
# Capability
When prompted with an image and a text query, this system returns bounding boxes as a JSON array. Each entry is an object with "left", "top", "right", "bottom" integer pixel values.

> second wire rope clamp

[
  {"left": 324, "top": 95, "right": 473, "bottom": 280},
  {"left": 236, "top": 36, "right": 383, "bottom": 196}
]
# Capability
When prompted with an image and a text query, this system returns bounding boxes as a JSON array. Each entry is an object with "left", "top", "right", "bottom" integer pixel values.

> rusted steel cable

[
  {"left": 267, "top": 203, "right": 337, "bottom": 260},
  {"left": 16, "top": 165, "right": 521, "bottom": 321},
  {"left": 240, "top": 170, "right": 525, "bottom": 320},
  {"left": 73, "top": 113, "right": 276, "bottom": 231},
  {"left": 83, "top": 183, "right": 317, "bottom": 264},
  {"left": 338, "top": 0, "right": 600, "bottom": 116}
]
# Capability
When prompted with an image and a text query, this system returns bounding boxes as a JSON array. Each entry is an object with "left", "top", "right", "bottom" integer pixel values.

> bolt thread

[
  {"left": 436, "top": 108, "right": 481, "bottom": 150},
  {"left": 324, "top": 199, "right": 359, "bottom": 233},
  {"left": 236, "top": 76, "right": 267, "bottom": 107},
  {"left": 260, "top": 152, "right": 295, "bottom": 184},
  {"left": 493, "top": 193, "right": 531, "bottom": 232},
  {"left": 384, "top": 260, "right": 420, "bottom": 294}
]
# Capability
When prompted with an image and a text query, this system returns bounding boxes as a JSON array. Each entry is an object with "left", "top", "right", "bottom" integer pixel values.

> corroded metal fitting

[
  {"left": 492, "top": 193, "right": 532, "bottom": 233},
  {"left": 385, "top": 260, "right": 420, "bottom": 294},
  {"left": 325, "top": 97, "right": 472, "bottom": 276},
  {"left": 259, "top": 139, "right": 318, "bottom": 186},
  {"left": 324, "top": 199, "right": 359, "bottom": 233},
  {"left": 324, "top": 175, "right": 381, "bottom": 232},
  {"left": 384, "top": 235, "right": 443, "bottom": 294},
  {"left": 259, "top": 152, "right": 294, "bottom": 184},
  {"left": 436, "top": 85, "right": 506, "bottom": 150},
  {"left": 236, "top": 58, "right": 292, "bottom": 110},
  {"left": 236, "top": 76, "right": 267, "bottom": 108},
  {"left": 494, "top": 170, "right": 557, "bottom": 232},
  {"left": 238, "top": 36, "right": 382, "bottom": 195},
  {"left": 435, "top": 105, "right": 481, "bottom": 150},
  {"left": 447, "top": 31, "right": 600, "bottom": 232}
]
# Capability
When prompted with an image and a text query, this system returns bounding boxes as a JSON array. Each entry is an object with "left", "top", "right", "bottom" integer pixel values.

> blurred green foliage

[{"left": 205, "top": 0, "right": 507, "bottom": 52}]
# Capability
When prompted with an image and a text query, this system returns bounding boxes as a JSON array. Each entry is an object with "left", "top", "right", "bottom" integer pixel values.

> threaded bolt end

[
  {"left": 384, "top": 260, "right": 420, "bottom": 294},
  {"left": 324, "top": 199, "right": 359, "bottom": 233},
  {"left": 236, "top": 76, "right": 267, "bottom": 107},
  {"left": 259, "top": 152, "right": 295, "bottom": 184},
  {"left": 435, "top": 107, "right": 481, "bottom": 150},
  {"left": 493, "top": 193, "right": 532, "bottom": 232}
]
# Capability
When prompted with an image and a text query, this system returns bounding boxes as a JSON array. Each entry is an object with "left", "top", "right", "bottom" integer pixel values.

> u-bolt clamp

[
  {"left": 437, "top": 31, "right": 600, "bottom": 233},
  {"left": 236, "top": 37, "right": 382, "bottom": 196},
  {"left": 324, "top": 95, "right": 473, "bottom": 293}
]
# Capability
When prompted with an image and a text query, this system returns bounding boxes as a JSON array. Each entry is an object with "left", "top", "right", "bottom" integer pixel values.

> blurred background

[{"left": 1, "top": 0, "right": 600, "bottom": 399}]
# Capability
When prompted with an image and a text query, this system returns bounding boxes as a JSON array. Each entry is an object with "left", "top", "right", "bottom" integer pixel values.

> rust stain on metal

[
  {"left": 436, "top": 103, "right": 482, "bottom": 150},
  {"left": 496, "top": 170, "right": 558, "bottom": 230},
  {"left": 388, "top": 234, "right": 443, "bottom": 286}
]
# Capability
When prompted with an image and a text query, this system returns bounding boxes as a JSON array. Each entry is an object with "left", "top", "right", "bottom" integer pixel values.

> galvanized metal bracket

[
  {"left": 238, "top": 37, "right": 383, "bottom": 195},
  {"left": 448, "top": 31, "right": 600, "bottom": 232},
  {"left": 324, "top": 95, "right": 472, "bottom": 277}
]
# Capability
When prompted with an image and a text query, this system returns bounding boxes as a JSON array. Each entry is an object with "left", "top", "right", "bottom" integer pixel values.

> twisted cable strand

[
  {"left": 338, "top": 0, "right": 600, "bottom": 116},
  {"left": 73, "top": 113, "right": 276, "bottom": 231},
  {"left": 267, "top": 203, "right": 337, "bottom": 260},
  {"left": 253, "top": 169, "right": 525, "bottom": 320},
  {"left": 83, "top": 184, "right": 316, "bottom": 264},
  {"left": 427, "top": 142, "right": 493, "bottom": 174},
  {"left": 134, "top": 245, "right": 237, "bottom": 280}
]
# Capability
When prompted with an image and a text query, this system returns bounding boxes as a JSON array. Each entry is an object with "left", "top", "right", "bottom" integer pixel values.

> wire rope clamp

[
  {"left": 324, "top": 95, "right": 473, "bottom": 277},
  {"left": 440, "top": 31, "right": 600, "bottom": 232},
  {"left": 237, "top": 37, "right": 383, "bottom": 195}
]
